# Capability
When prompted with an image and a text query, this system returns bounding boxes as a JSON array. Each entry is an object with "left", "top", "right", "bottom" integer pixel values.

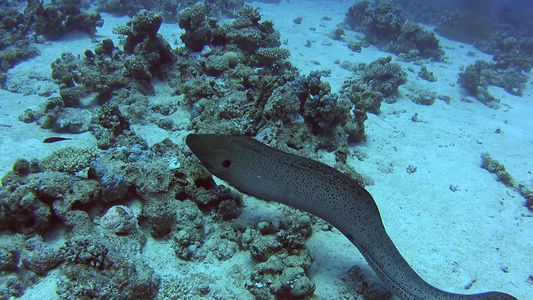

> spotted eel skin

[{"left": 186, "top": 134, "right": 516, "bottom": 300}]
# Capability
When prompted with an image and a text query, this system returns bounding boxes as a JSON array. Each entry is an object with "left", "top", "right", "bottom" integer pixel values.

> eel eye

[{"left": 221, "top": 159, "right": 232, "bottom": 168}]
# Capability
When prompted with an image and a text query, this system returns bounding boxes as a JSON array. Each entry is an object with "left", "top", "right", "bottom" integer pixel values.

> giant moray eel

[{"left": 186, "top": 134, "right": 516, "bottom": 300}]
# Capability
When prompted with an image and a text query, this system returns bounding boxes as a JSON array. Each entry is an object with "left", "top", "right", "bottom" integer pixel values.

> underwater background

[{"left": 0, "top": 0, "right": 531, "bottom": 299}]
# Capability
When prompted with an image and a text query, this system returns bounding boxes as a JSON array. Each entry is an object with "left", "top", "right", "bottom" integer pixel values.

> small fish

[{"left": 43, "top": 137, "right": 72, "bottom": 143}]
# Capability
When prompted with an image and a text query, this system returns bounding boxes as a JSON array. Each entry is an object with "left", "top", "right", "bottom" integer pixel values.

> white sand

[{"left": 1, "top": 1, "right": 531, "bottom": 299}]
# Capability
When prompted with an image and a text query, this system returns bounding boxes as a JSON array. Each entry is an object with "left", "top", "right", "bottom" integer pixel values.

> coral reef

[
  {"left": 19, "top": 97, "right": 93, "bottom": 133},
  {"left": 165, "top": 4, "right": 295, "bottom": 138},
  {"left": 346, "top": 1, "right": 405, "bottom": 45},
  {"left": 391, "top": 22, "right": 444, "bottom": 60},
  {"left": 1, "top": 165, "right": 102, "bottom": 234},
  {"left": 157, "top": 272, "right": 217, "bottom": 299},
  {"left": 177, "top": 2, "right": 223, "bottom": 52},
  {"left": 226, "top": 5, "right": 281, "bottom": 53},
  {"left": 93, "top": 103, "right": 135, "bottom": 149},
  {"left": 492, "top": 37, "right": 533, "bottom": 73},
  {"left": 178, "top": 4, "right": 283, "bottom": 60},
  {"left": 457, "top": 59, "right": 527, "bottom": 107},
  {"left": 100, "top": 205, "right": 137, "bottom": 234},
  {"left": 0, "top": 7, "right": 38, "bottom": 86},
  {"left": 1, "top": 0, "right": 105, "bottom": 84},
  {"left": 345, "top": 1, "right": 444, "bottom": 60},
  {"left": 29, "top": 0, "right": 103, "bottom": 39},
  {"left": 56, "top": 236, "right": 160, "bottom": 299},
  {"left": 395, "top": 0, "right": 504, "bottom": 48},
  {"left": 295, "top": 72, "right": 352, "bottom": 138},
  {"left": 457, "top": 60, "right": 498, "bottom": 107},
  {"left": 260, "top": 70, "right": 368, "bottom": 148},
  {"left": 98, "top": 0, "right": 244, "bottom": 22},
  {"left": 363, "top": 56, "right": 407, "bottom": 98},
  {"left": 188, "top": 89, "right": 263, "bottom": 135},
  {"left": 255, "top": 47, "right": 291, "bottom": 66},
  {"left": 518, "top": 185, "right": 533, "bottom": 211},
  {"left": 341, "top": 56, "right": 407, "bottom": 114},
  {"left": 48, "top": 10, "right": 174, "bottom": 109},
  {"left": 479, "top": 153, "right": 533, "bottom": 211},
  {"left": 51, "top": 42, "right": 150, "bottom": 106},
  {"left": 0, "top": 4, "right": 384, "bottom": 299},
  {"left": 204, "top": 54, "right": 230, "bottom": 75},
  {"left": 0, "top": 130, "right": 248, "bottom": 297},
  {"left": 245, "top": 212, "right": 316, "bottom": 299},
  {"left": 223, "top": 51, "right": 239, "bottom": 68},
  {"left": 117, "top": 2, "right": 360, "bottom": 161},
  {"left": 342, "top": 83, "right": 384, "bottom": 114},
  {"left": 21, "top": 236, "right": 64, "bottom": 275},
  {"left": 0, "top": 243, "right": 20, "bottom": 272},
  {"left": 170, "top": 4, "right": 369, "bottom": 154},
  {"left": 0, "top": 0, "right": 103, "bottom": 82},
  {"left": 481, "top": 153, "right": 513, "bottom": 187},
  {"left": 394, "top": 0, "right": 533, "bottom": 90},
  {"left": 39, "top": 147, "right": 99, "bottom": 174},
  {"left": 114, "top": 9, "right": 175, "bottom": 65},
  {"left": 172, "top": 206, "right": 243, "bottom": 261},
  {"left": 418, "top": 66, "right": 437, "bottom": 82}
]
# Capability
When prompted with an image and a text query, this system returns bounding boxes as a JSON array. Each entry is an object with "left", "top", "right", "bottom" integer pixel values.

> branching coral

[{"left": 39, "top": 147, "right": 99, "bottom": 174}]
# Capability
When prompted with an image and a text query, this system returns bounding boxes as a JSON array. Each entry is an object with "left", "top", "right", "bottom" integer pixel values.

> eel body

[{"left": 186, "top": 134, "right": 516, "bottom": 300}]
